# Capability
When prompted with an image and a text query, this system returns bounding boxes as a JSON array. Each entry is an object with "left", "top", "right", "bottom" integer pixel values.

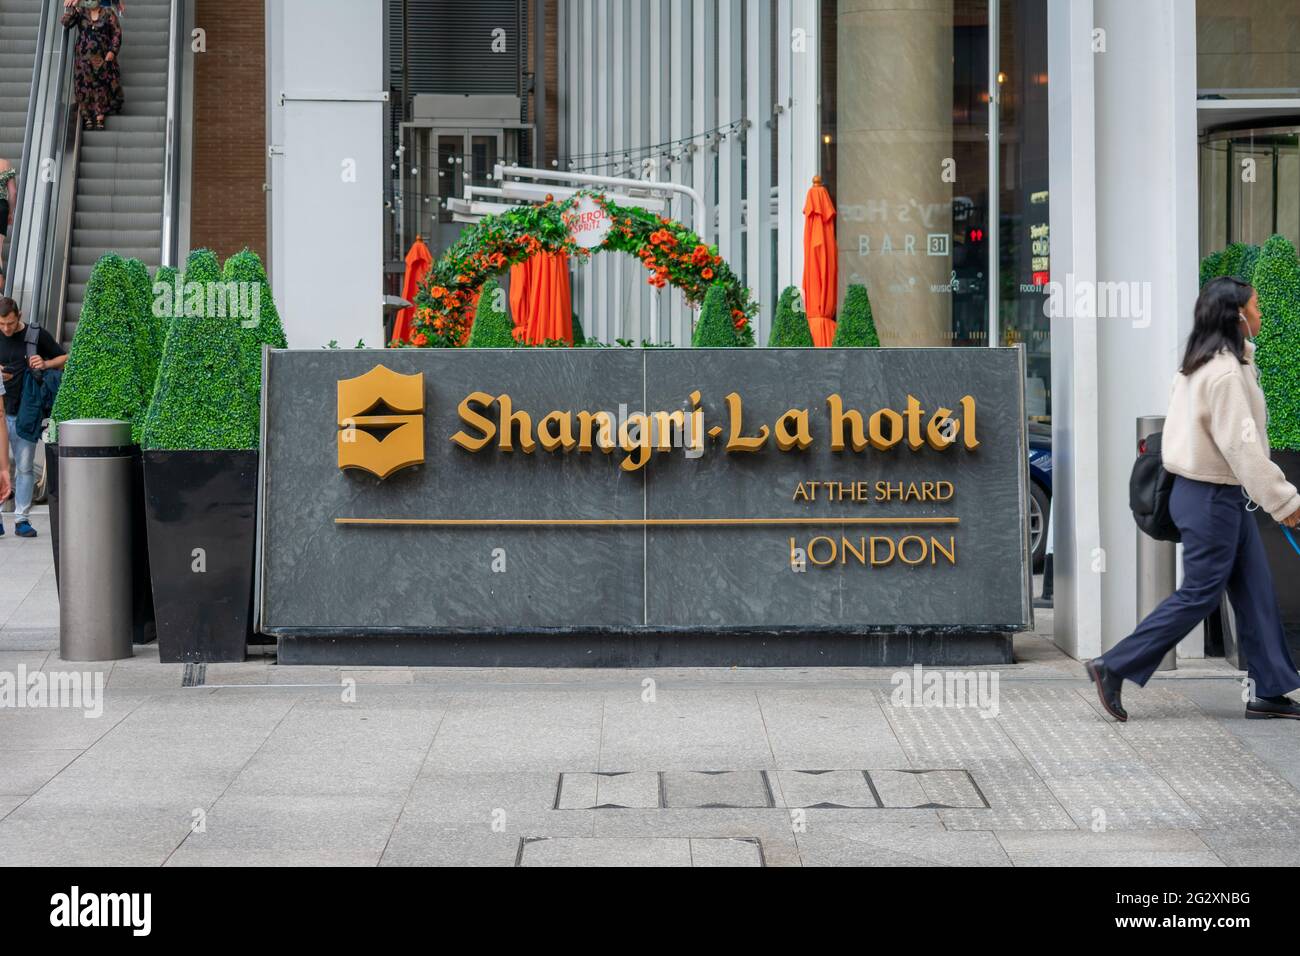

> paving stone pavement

[{"left": 3, "top": 526, "right": 1299, "bottom": 866}]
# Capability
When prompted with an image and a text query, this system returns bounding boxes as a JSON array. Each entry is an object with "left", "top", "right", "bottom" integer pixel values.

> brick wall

[{"left": 190, "top": 0, "right": 266, "bottom": 262}]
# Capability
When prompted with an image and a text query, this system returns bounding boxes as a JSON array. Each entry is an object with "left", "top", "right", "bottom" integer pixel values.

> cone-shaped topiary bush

[
  {"left": 832, "top": 283, "right": 880, "bottom": 347},
  {"left": 1239, "top": 244, "right": 1263, "bottom": 285},
  {"left": 149, "top": 264, "right": 177, "bottom": 366},
  {"left": 51, "top": 253, "right": 157, "bottom": 443},
  {"left": 1200, "top": 249, "right": 1225, "bottom": 288},
  {"left": 768, "top": 285, "right": 814, "bottom": 347},
  {"left": 691, "top": 282, "right": 740, "bottom": 347},
  {"left": 122, "top": 257, "right": 161, "bottom": 393},
  {"left": 223, "top": 247, "right": 287, "bottom": 406},
  {"left": 182, "top": 247, "right": 221, "bottom": 289},
  {"left": 1201, "top": 241, "right": 1260, "bottom": 288},
  {"left": 572, "top": 312, "right": 586, "bottom": 346},
  {"left": 141, "top": 249, "right": 259, "bottom": 451},
  {"left": 1252, "top": 234, "right": 1300, "bottom": 451},
  {"left": 467, "top": 278, "right": 516, "bottom": 347}
]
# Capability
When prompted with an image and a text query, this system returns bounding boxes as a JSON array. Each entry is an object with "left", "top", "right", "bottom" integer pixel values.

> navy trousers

[{"left": 1100, "top": 476, "right": 1300, "bottom": 698}]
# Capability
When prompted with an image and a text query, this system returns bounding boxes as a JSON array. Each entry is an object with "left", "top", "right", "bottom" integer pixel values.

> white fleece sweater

[{"left": 1161, "top": 340, "right": 1300, "bottom": 522}]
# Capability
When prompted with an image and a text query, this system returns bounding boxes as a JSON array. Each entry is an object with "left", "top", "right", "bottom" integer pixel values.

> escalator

[
  {"left": 7, "top": 0, "right": 182, "bottom": 344},
  {"left": 0, "top": 0, "right": 42, "bottom": 172},
  {"left": 65, "top": 0, "right": 173, "bottom": 340}
]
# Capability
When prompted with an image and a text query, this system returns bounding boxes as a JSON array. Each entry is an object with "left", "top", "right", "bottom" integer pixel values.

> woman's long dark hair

[{"left": 1181, "top": 276, "right": 1252, "bottom": 375}]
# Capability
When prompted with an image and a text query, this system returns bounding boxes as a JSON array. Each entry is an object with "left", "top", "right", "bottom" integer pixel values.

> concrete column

[
  {"left": 1047, "top": 0, "right": 1199, "bottom": 659},
  {"left": 835, "top": 0, "right": 953, "bottom": 347},
  {"left": 266, "top": 0, "right": 385, "bottom": 349},
  {"left": 1047, "top": 0, "right": 1103, "bottom": 660},
  {"left": 1093, "top": 0, "right": 1201, "bottom": 655}
]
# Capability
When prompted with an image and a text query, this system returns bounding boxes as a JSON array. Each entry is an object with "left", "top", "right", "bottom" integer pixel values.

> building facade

[{"left": 177, "top": 0, "right": 1300, "bottom": 659}]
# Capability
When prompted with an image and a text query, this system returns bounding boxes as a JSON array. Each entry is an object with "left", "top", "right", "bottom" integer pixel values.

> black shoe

[
  {"left": 1245, "top": 695, "right": 1300, "bottom": 720},
  {"left": 1086, "top": 659, "right": 1128, "bottom": 722}
]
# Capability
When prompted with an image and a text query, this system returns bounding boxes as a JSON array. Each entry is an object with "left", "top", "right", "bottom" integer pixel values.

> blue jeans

[
  {"left": 5, "top": 414, "right": 35, "bottom": 519},
  {"left": 1100, "top": 476, "right": 1300, "bottom": 698}
]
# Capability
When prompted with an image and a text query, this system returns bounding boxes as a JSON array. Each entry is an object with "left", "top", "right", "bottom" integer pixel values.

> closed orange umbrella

[
  {"left": 509, "top": 259, "right": 531, "bottom": 334},
  {"left": 802, "top": 176, "right": 839, "bottom": 347},
  {"left": 524, "top": 252, "right": 573, "bottom": 345},
  {"left": 392, "top": 236, "right": 432, "bottom": 344}
]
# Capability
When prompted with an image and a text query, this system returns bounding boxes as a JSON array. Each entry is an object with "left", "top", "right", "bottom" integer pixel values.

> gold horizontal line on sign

[{"left": 334, "top": 517, "right": 961, "bottom": 527}]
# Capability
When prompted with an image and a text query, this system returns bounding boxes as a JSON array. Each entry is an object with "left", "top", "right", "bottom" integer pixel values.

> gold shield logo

[{"left": 337, "top": 365, "right": 425, "bottom": 479}]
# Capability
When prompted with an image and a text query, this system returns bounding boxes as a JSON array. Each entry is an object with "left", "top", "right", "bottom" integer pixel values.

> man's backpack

[
  {"left": 15, "top": 324, "right": 61, "bottom": 444},
  {"left": 1130, "top": 431, "right": 1180, "bottom": 542}
]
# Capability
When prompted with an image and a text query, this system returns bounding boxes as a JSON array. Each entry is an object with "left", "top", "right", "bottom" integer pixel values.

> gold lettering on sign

[
  {"left": 445, "top": 390, "right": 982, "bottom": 469},
  {"left": 449, "top": 391, "right": 496, "bottom": 451},
  {"left": 775, "top": 409, "right": 813, "bottom": 451},
  {"left": 497, "top": 394, "right": 536, "bottom": 454},
  {"left": 725, "top": 392, "right": 769, "bottom": 452},
  {"left": 538, "top": 411, "right": 576, "bottom": 452},
  {"left": 826, "top": 394, "right": 867, "bottom": 452}
]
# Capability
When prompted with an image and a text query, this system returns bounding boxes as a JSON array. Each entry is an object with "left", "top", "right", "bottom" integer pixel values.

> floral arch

[{"left": 406, "top": 192, "right": 756, "bottom": 347}]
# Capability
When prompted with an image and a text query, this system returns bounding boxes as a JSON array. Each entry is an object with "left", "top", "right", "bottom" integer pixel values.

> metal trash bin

[
  {"left": 58, "top": 419, "right": 134, "bottom": 662},
  {"left": 1136, "top": 415, "right": 1177, "bottom": 672}
]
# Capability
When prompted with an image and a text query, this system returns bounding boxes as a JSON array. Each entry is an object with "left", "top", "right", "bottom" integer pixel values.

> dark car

[{"left": 1028, "top": 421, "right": 1052, "bottom": 572}]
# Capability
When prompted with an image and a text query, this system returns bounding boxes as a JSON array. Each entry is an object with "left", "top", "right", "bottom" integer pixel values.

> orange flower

[
  {"left": 413, "top": 332, "right": 429, "bottom": 346},
  {"left": 701, "top": 267, "right": 714, "bottom": 280},
  {"left": 732, "top": 316, "right": 747, "bottom": 330},
  {"left": 433, "top": 316, "right": 446, "bottom": 331},
  {"left": 430, "top": 286, "right": 447, "bottom": 300},
  {"left": 488, "top": 252, "right": 506, "bottom": 268}
]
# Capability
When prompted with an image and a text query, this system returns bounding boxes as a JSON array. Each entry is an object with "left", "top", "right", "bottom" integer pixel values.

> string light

[{"left": 561, "top": 118, "right": 746, "bottom": 173}]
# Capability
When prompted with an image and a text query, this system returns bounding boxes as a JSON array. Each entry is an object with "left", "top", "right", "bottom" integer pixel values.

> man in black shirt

[{"left": 0, "top": 297, "right": 66, "bottom": 538}]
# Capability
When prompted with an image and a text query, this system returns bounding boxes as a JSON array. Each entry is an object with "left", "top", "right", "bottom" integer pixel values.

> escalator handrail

[
  {"left": 36, "top": 23, "right": 79, "bottom": 342},
  {"left": 160, "top": 0, "right": 184, "bottom": 269},
  {"left": 4, "top": 0, "right": 55, "bottom": 296},
  {"left": 39, "top": 55, "right": 79, "bottom": 343}
]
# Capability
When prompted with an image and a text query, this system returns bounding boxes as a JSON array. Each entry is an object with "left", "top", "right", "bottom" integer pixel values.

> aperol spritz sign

[{"left": 564, "top": 194, "right": 613, "bottom": 249}]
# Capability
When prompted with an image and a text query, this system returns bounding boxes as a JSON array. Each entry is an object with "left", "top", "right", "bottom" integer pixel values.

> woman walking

[
  {"left": 62, "top": 0, "right": 124, "bottom": 131},
  {"left": 1087, "top": 276, "right": 1300, "bottom": 722}
]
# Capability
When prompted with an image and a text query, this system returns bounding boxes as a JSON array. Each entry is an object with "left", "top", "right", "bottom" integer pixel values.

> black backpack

[{"left": 1130, "top": 431, "right": 1180, "bottom": 542}]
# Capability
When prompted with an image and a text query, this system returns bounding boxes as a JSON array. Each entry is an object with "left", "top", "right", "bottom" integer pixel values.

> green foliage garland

[{"left": 411, "top": 192, "right": 756, "bottom": 347}]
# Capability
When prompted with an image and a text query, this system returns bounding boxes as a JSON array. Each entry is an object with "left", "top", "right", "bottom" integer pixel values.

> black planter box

[
  {"left": 143, "top": 450, "right": 258, "bottom": 663},
  {"left": 130, "top": 449, "right": 158, "bottom": 645},
  {"left": 49, "top": 441, "right": 157, "bottom": 643},
  {"left": 46, "top": 442, "right": 59, "bottom": 590},
  {"left": 1255, "top": 448, "right": 1300, "bottom": 649}
]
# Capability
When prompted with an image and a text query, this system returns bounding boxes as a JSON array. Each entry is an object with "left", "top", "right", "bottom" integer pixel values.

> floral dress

[{"left": 61, "top": 8, "right": 124, "bottom": 120}]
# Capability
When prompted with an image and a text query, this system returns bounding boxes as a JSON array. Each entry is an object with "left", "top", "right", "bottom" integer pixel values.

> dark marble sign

[{"left": 258, "top": 348, "right": 1032, "bottom": 638}]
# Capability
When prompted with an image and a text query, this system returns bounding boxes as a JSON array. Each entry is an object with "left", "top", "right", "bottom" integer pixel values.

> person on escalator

[
  {"left": 62, "top": 0, "right": 124, "bottom": 132},
  {"left": 0, "top": 158, "right": 14, "bottom": 284}
]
